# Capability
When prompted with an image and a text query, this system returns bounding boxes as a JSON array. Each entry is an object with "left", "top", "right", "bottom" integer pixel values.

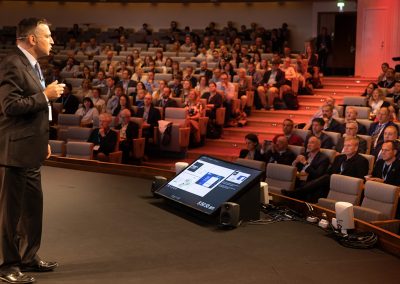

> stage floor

[{"left": 34, "top": 166, "right": 400, "bottom": 283}]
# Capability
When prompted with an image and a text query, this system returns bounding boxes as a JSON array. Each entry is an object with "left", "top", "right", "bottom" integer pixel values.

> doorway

[{"left": 318, "top": 12, "right": 357, "bottom": 76}]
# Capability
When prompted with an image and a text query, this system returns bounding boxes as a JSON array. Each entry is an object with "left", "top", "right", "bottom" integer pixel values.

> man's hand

[
  {"left": 44, "top": 80, "right": 65, "bottom": 100},
  {"left": 46, "top": 144, "right": 51, "bottom": 159}
]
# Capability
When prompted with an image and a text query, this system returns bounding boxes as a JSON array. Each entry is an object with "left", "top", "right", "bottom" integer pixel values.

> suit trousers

[{"left": 0, "top": 166, "right": 43, "bottom": 273}]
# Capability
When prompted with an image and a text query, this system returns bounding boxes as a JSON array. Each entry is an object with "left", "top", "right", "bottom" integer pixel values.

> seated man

[
  {"left": 263, "top": 136, "right": 296, "bottom": 166},
  {"left": 87, "top": 113, "right": 118, "bottom": 162},
  {"left": 114, "top": 109, "right": 139, "bottom": 164},
  {"left": 367, "top": 141, "right": 400, "bottom": 186},
  {"left": 322, "top": 104, "right": 344, "bottom": 134},
  {"left": 304, "top": 118, "right": 334, "bottom": 149},
  {"left": 292, "top": 136, "right": 330, "bottom": 183},
  {"left": 257, "top": 59, "right": 286, "bottom": 110},
  {"left": 55, "top": 83, "right": 79, "bottom": 114},
  {"left": 335, "top": 121, "right": 367, "bottom": 154},
  {"left": 286, "top": 137, "right": 369, "bottom": 202},
  {"left": 369, "top": 107, "right": 398, "bottom": 150},
  {"left": 303, "top": 96, "right": 340, "bottom": 130},
  {"left": 216, "top": 72, "right": 236, "bottom": 126},
  {"left": 371, "top": 125, "right": 400, "bottom": 160},
  {"left": 272, "top": 118, "right": 304, "bottom": 146},
  {"left": 156, "top": 87, "right": 178, "bottom": 111},
  {"left": 135, "top": 93, "right": 161, "bottom": 139},
  {"left": 345, "top": 107, "right": 367, "bottom": 135}
]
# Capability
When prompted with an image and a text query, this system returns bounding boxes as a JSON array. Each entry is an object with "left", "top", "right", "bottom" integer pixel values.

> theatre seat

[
  {"left": 265, "top": 163, "right": 297, "bottom": 194},
  {"left": 49, "top": 140, "right": 66, "bottom": 157},
  {"left": 343, "top": 96, "right": 367, "bottom": 107},
  {"left": 66, "top": 141, "right": 94, "bottom": 160},
  {"left": 236, "top": 158, "right": 266, "bottom": 172},
  {"left": 353, "top": 181, "right": 400, "bottom": 233},
  {"left": 359, "top": 153, "right": 375, "bottom": 175},
  {"left": 317, "top": 174, "right": 364, "bottom": 211}
]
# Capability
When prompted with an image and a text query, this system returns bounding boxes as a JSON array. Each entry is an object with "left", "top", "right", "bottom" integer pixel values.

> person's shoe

[
  {"left": 20, "top": 261, "right": 58, "bottom": 273},
  {"left": 0, "top": 272, "right": 35, "bottom": 283}
]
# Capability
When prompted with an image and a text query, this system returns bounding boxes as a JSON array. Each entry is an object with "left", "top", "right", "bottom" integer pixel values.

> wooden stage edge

[{"left": 44, "top": 157, "right": 400, "bottom": 258}]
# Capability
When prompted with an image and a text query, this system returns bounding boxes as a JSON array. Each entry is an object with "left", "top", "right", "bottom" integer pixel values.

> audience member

[
  {"left": 135, "top": 93, "right": 161, "bottom": 139},
  {"left": 371, "top": 125, "right": 399, "bottom": 160},
  {"left": 367, "top": 141, "right": 400, "bottom": 186},
  {"left": 75, "top": 97, "right": 99, "bottom": 127},
  {"left": 272, "top": 118, "right": 304, "bottom": 146},
  {"left": 369, "top": 107, "right": 397, "bottom": 150},
  {"left": 286, "top": 137, "right": 369, "bottom": 202},
  {"left": 114, "top": 109, "right": 140, "bottom": 164},
  {"left": 345, "top": 107, "right": 367, "bottom": 134},
  {"left": 87, "top": 113, "right": 118, "bottom": 162},
  {"left": 304, "top": 118, "right": 334, "bottom": 149},
  {"left": 335, "top": 121, "right": 367, "bottom": 154},
  {"left": 257, "top": 59, "right": 286, "bottom": 109},
  {"left": 89, "top": 88, "right": 106, "bottom": 114},
  {"left": 263, "top": 136, "right": 296, "bottom": 166},
  {"left": 55, "top": 83, "right": 79, "bottom": 114},
  {"left": 239, "top": 133, "right": 265, "bottom": 161},
  {"left": 321, "top": 104, "right": 344, "bottom": 134}
]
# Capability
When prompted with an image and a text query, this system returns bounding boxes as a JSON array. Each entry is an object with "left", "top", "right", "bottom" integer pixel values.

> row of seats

[{"left": 234, "top": 159, "right": 400, "bottom": 233}]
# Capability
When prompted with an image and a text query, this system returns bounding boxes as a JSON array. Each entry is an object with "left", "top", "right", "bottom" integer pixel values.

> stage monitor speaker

[{"left": 219, "top": 202, "right": 240, "bottom": 228}]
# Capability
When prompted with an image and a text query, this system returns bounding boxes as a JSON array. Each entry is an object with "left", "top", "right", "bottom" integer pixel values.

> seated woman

[
  {"left": 112, "top": 94, "right": 134, "bottom": 118},
  {"left": 361, "top": 82, "right": 378, "bottom": 98},
  {"left": 239, "top": 133, "right": 265, "bottom": 161},
  {"left": 195, "top": 76, "right": 209, "bottom": 97},
  {"left": 89, "top": 88, "right": 106, "bottom": 114},
  {"left": 233, "top": 68, "right": 251, "bottom": 112},
  {"left": 368, "top": 88, "right": 390, "bottom": 118},
  {"left": 75, "top": 97, "right": 99, "bottom": 127},
  {"left": 185, "top": 90, "right": 203, "bottom": 145},
  {"left": 76, "top": 78, "right": 93, "bottom": 102},
  {"left": 78, "top": 65, "right": 94, "bottom": 81},
  {"left": 87, "top": 113, "right": 118, "bottom": 162},
  {"left": 114, "top": 109, "right": 139, "bottom": 164},
  {"left": 306, "top": 66, "right": 323, "bottom": 90}
]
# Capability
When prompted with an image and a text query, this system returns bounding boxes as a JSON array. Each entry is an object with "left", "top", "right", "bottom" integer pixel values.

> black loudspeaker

[
  {"left": 219, "top": 202, "right": 241, "bottom": 228},
  {"left": 151, "top": 176, "right": 167, "bottom": 196}
]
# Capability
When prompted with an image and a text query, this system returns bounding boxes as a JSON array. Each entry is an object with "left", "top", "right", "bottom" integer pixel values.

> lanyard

[{"left": 382, "top": 162, "right": 392, "bottom": 181}]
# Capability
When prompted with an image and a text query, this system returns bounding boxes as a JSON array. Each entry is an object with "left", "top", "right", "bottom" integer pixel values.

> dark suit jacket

[
  {"left": 304, "top": 133, "right": 334, "bottom": 150},
  {"left": 328, "top": 154, "right": 369, "bottom": 179},
  {"left": 372, "top": 159, "right": 400, "bottom": 186},
  {"left": 115, "top": 121, "right": 139, "bottom": 140},
  {"left": 195, "top": 69, "right": 213, "bottom": 80},
  {"left": 87, "top": 128, "right": 118, "bottom": 155},
  {"left": 239, "top": 149, "right": 266, "bottom": 162},
  {"left": 55, "top": 93, "right": 80, "bottom": 114},
  {"left": 296, "top": 151, "right": 330, "bottom": 182},
  {"left": 135, "top": 105, "right": 161, "bottom": 129},
  {"left": 368, "top": 121, "right": 398, "bottom": 146},
  {"left": 265, "top": 149, "right": 296, "bottom": 166},
  {"left": 156, "top": 98, "right": 178, "bottom": 108},
  {"left": 335, "top": 136, "right": 368, "bottom": 154},
  {"left": 357, "top": 122, "right": 367, "bottom": 135},
  {"left": 0, "top": 48, "right": 49, "bottom": 168},
  {"left": 261, "top": 69, "right": 286, "bottom": 88},
  {"left": 325, "top": 118, "right": 344, "bottom": 134}
]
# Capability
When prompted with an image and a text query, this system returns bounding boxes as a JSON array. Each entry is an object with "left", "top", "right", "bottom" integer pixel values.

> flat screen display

[{"left": 155, "top": 155, "right": 263, "bottom": 215}]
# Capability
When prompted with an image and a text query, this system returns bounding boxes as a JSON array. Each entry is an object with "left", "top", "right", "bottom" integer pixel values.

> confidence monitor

[{"left": 155, "top": 155, "right": 263, "bottom": 222}]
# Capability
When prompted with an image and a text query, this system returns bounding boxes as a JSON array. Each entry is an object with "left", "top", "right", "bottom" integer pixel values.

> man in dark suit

[
  {"left": 156, "top": 87, "right": 178, "bottom": 111},
  {"left": 0, "top": 18, "right": 63, "bottom": 284},
  {"left": 345, "top": 107, "right": 367, "bottom": 135},
  {"left": 369, "top": 107, "right": 398, "bottom": 150},
  {"left": 371, "top": 125, "right": 399, "bottom": 160},
  {"left": 335, "top": 121, "right": 368, "bottom": 154},
  {"left": 292, "top": 136, "right": 330, "bottom": 183},
  {"left": 304, "top": 118, "right": 334, "bottom": 149},
  {"left": 118, "top": 69, "right": 137, "bottom": 96},
  {"left": 87, "top": 113, "right": 118, "bottom": 162},
  {"left": 194, "top": 61, "right": 213, "bottom": 81},
  {"left": 322, "top": 104, "right": 344, "bottom": 134},
  {"left": 135, "top": 94, "right": 161, "bottom": 139},
  {"left": 54, "top": 82, "right": 79, "bottom": 114},
  {"left": 368, "top": 141, "right": 400, "bottom": 186},
  {"left": 263, "top": 136, "right": 296, "bottom": 166}
]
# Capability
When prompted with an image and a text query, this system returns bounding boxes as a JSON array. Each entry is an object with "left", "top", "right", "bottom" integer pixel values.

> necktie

[
  {"left": 382, "top": 163, "right": 389, "bottom": 179},
  {"left": 35, "top": 62, "right": 45, "bottom": 88}
]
